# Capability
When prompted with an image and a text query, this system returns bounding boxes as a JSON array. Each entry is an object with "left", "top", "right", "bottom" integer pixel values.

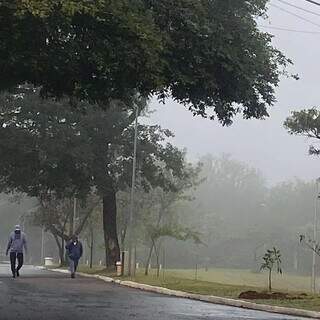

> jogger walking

[
  {"left": 6, "top": 225, "right": 28, "bottom": 278},
  {"left": 65, "top": 235, "right": 83, "bottom": 278}
]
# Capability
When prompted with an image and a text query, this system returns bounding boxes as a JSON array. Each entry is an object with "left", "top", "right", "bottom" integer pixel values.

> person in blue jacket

[{"left": 65, "top": 235, "right": 83, "bottom": 278}]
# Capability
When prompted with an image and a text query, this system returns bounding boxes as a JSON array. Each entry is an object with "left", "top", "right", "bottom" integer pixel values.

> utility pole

[
  {"left": 128, "top": 105, "right": 139, "bottom": 276},
  {"left": 312, "top": 178, "right": 320, "bottom": 293},
  {"left": 73, "top": 197, "right": 77, "bottom": 235}
]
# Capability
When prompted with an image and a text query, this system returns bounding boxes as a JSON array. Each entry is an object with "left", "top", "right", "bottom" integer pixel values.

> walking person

[
  {"left": 65, "top": 235, "right": 83, "bottom": 278},
  {"left": 6, "top": 225, "right": 27, "bottom": 278}
]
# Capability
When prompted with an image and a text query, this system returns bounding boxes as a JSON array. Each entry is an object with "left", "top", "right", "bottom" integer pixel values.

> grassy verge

[{"left": 74, "top": 266, "right": 320, "bottom": 312}]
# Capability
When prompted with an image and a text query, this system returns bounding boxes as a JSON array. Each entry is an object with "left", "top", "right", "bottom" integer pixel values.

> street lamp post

[
  {"left": 312, "top": 178, "right": 320, "bottom": 293},
  {"left": 73, "top": 197, "right": 77, "bottom": 235},
  {"left": 128, "top": 105, "right": 139, "bottom": 276}
]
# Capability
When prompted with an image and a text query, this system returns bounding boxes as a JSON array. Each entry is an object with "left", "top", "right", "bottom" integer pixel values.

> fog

[
  {"left": 1, "top": 1, "right": 320, "bottom": 290},
  {"left": 146, "top": 2, "right": 320, "bottom": 185}
]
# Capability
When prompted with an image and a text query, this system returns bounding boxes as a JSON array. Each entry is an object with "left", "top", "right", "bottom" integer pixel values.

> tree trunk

[
  {"left": 269, "top": 269, "right": 272, "bottom": 292},
  {"left": 61, "top": 238, "right": 65, "bottom": 266},
  {"left": 52, "top": 233, "right": 64, "bottom": 266},
  {"left": 145, "top": 243, "right": 154, "bottom": 276},
  {"left": 154, "top": 242, "right": 161, "bottom": 278},
  {"left": 90, "top": 228, "right": 94, "bottom": 269},
  {"left": 103, "top": 188, "right": 120, "bottom": 269}
]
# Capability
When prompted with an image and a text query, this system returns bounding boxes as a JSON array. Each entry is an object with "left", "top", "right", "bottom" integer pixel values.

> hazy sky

[{"left": 145, "top": 1, "right": 320, "bottom": 185}]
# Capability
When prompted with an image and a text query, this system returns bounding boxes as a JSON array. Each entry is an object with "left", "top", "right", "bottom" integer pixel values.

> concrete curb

[{"left": 49, "top": 268, "right": 320, "bottom": 319}]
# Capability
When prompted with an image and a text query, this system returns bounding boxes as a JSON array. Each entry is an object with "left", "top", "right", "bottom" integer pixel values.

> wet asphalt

[{"left": 0, "top": 264, "right": 309, "bottom": 320}]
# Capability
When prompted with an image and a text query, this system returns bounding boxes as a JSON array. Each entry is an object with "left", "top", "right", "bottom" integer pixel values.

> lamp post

[
  {"left": 73, "top": 197, "right": 77, "bottom": 235},
  {"left": 311, "top": 178, "right": 320, "bottom": 293},
  {"left": 128, "top": 105, "right": 139, "bottom": 276}
]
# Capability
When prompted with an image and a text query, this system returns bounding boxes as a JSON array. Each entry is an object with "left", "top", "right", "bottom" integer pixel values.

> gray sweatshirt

[{"left": 6, "top": 230, "right": 27, "bottom": 254}]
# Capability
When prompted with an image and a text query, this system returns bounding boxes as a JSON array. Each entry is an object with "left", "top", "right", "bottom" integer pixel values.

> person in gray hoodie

[{"left": 6, "top": 225, "right": 27, "bottom": 278}]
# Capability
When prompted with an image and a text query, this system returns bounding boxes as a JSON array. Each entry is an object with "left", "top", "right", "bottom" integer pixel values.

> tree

[
  {"left": 284, "top": 108, "right": 320, "bottom": 155},
  {"left": 0, "top": 0, "right": 292, "bottom": 124},
  {"left": 0, "top": 89, "right": 193, "bottom": 268},
  {"left": 30, "top": 194, "right": 100, "bottom": 265},
  {"left": 120, "top": 167, "right": 201, "bottom": 276},
  {"left": 146, "top": 223, "right": 201, "bottom": 277},
  {"left": 260, "top": 247, "right": 282, "bottom": 292},
  {"left": 82, "top": 203, "right": 102, "bottom": 269}
]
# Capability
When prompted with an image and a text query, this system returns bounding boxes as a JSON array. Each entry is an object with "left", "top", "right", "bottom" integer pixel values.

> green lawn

[{"left": 154, "top": 268, "right": 314, "bottom": 293}]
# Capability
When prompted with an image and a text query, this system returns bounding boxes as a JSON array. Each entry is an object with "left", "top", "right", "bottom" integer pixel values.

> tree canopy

[
  {"left": 284, "top": 108, "right": 320, "bottom": 155},
  {"left": 0, "top": 88, "right": 196, "bottom": 266},
  {"left": 0, "top": 0, "right": 291, "bottom": 124}
]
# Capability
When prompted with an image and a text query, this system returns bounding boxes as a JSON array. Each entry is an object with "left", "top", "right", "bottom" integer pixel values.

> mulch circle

[{"left": 238, "top": 290, "right": 305, "bottom": 300}]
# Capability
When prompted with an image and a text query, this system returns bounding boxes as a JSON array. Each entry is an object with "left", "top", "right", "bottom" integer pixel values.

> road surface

[{"left": 0, "top": 264, "right": 308, "bottom": 320}]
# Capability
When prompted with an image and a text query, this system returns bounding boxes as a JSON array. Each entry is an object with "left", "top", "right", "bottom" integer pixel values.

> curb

[{"left": 49, "top": 268, "right": 320, "bottom": 319}]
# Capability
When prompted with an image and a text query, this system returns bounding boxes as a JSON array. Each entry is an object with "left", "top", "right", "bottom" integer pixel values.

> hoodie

[
  {"left": 65, "top": 240, "right": 83, "bottom": 261},
  {"left": 6, "top": 230, "right": 27, "bottom": 254}
]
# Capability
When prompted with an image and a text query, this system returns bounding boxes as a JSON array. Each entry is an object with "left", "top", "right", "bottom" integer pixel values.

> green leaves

[
  {"left": 260, "top": 247, "right": 282, "bottom": 274},
  {"left": 0, "top": 0, "right": 291, "bottom": 124},
  {"left": 0, "top": 89, "right": 194, "bottom": 201},
  {"left": 284, "top": 108, "right": 320, "bottom": 155},
  {"left": 147, "top": 224, "right": 202, "bottom": 244}
]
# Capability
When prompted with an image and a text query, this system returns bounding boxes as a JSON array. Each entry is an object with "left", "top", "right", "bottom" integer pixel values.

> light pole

[
  {"left": 128, "top": 105, "right": 139, "bottom": 276},
  {"left": 73, "top": 197, "right": 77, "bottom": 235},
  {"left": 312, "top": 178, "right": 320, "bottom": 293}
]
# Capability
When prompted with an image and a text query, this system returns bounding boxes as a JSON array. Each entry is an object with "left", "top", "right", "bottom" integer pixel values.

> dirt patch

[{"left": 239, "top": 290, "right": 305, "bottom": 300}]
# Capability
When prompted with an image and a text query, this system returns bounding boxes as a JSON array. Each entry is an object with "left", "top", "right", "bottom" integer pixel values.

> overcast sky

[{"left": 144, "top": 0, "right": 320, "bottom": 185}]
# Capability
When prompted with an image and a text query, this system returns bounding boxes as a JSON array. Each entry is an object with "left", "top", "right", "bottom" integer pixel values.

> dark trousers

[
  {"left": 69, "top": 258, "right": 79, "bottom": 274},
  {"left": 10, "top": 252, "right": 23, "bottom": 275}
]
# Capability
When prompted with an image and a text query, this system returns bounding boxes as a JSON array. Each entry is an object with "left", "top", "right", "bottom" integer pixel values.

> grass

[{"left": 75, "top": 265, "right": 320, "bottom": 312}]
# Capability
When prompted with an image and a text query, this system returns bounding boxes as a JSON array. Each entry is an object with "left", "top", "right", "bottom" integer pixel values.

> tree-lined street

[
  {"left": 1, "top": 0, "right": 320, "bottom": 317},
  {"left": 0, "top": 264, "right": 308, "bottom": 320}
]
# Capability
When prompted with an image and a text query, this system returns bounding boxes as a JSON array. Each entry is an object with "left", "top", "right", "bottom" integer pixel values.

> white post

[
  {"left": 128, "top": 105, "right": 139, "bottom": 276},
  {"left": 312, "top": 178, "right": 320, "bottom": 293},
  {"left": 73, "top": 197, "right": 77, "bottom": 235},
  {"left": 41, "top": 227, "right": 45, "bottom": 264}
]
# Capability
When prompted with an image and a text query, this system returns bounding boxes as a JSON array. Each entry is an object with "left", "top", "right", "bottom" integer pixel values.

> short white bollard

[
  {"left": 116, "top": 261, "right": 122, "bottom": 276},
  {"left": 44, "top": 257, "right": 54, "bottom": 266}
]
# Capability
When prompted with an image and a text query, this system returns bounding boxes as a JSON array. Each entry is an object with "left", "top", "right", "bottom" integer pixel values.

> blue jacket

[{"left": 66, "top": 240, "right": 83, "bottom": 261}]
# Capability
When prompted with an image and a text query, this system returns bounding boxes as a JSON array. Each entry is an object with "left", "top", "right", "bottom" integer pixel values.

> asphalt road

[{"left": 0, "top": 264, "right": 308, "bottom": 320}]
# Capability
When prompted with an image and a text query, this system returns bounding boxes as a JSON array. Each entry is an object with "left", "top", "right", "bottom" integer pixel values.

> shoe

[
  {"left": 16, "top": 270, "right": 19, "bottom": 277},
  {"left": 71, "top": 273, "right": 75, "bottom": 278},
  {"left": 12, "top": 272, "right": 16, "bottom": 278}
]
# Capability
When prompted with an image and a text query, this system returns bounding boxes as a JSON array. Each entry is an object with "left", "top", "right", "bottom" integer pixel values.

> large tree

[
  {"left": 0, "top": 89, "right": 192, "bottom": 268},
  {"left": 0, "top": 0, "right": 291, "bottom": 124}
]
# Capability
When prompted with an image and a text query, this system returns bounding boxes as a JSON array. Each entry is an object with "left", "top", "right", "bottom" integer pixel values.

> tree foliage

[
  {"left": 284, "top": 108, "right": 320, "bottom": 155},
  {"left": 0, "top": 88, "right": 195, "bottom": 267},
  {"left": 0, "top": 0, "right": 291, "bottom": 124},
  {"left": 260, "top": 247, "right": 282, "bottom": 292}
]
